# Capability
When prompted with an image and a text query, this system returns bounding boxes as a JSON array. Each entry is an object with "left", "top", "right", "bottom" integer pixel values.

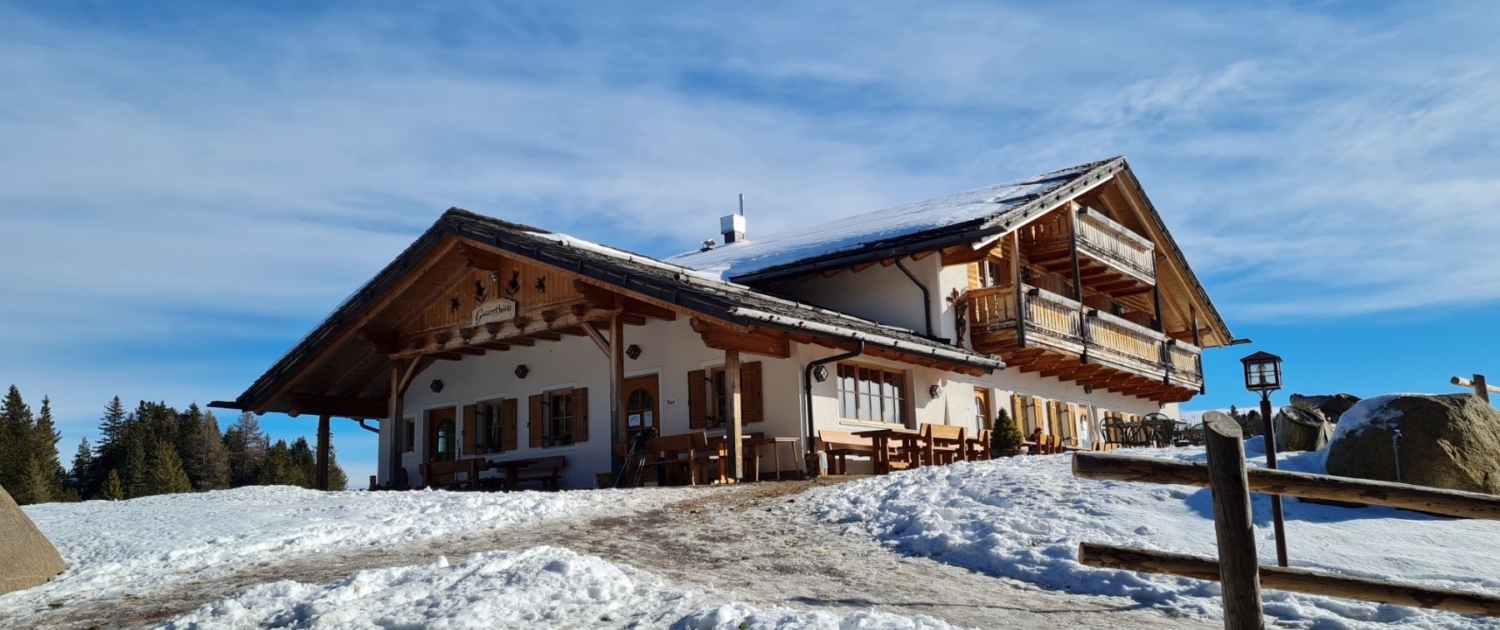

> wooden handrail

[
  {"left": 1073, "top": 453, "right": 1500, "bottom": 520},
  {"left": 1080, "top": 543, "right": 1500, "bottom": 618}
]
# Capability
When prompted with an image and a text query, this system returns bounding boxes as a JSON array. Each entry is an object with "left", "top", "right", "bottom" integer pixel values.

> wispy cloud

[{"left": 2, "top": 1, "right": 1499, "bottom": 455}]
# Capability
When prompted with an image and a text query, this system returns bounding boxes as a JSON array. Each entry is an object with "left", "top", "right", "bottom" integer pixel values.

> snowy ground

[
  {"left": 809, "top": 444, "right": 1500, "bottom": 629},
  {"left": 162, "top": 546, "right": 952, "bottom": 630},
  {"left": 8, "top": 437, "right": 1492, "bottom": 629}
]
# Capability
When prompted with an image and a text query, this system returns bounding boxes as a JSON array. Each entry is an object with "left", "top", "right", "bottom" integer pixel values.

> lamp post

[{"left": 1241, "top": 350, "right": 1288, "bottom": 567}]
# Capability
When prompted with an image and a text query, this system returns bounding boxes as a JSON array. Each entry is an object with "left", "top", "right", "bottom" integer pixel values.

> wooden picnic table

[{"left": 865, "top": 427, "right": 921, "bottom": 474}]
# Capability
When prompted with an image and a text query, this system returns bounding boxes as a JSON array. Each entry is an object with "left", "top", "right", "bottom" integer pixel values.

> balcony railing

[
  {"left": 1075, "top": 208, "right": 1155, "bottom": 282},
  {"left": 968, "top": 283, "right": 1202, "bottom": 391}
]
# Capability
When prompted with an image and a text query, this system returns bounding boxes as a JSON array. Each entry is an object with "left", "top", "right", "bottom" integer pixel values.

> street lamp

[{"left": 1240, "top": 350, "right": 1288, "bottom": 567}]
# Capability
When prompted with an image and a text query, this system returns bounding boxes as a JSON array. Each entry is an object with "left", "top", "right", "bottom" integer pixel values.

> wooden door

[
  {"left": 427, "top": 407, "right": 457, "bottom": 463},
  {"left": 624, "top": 374, "right": 661, "bottom": 439},
  {"left": 973, "top": 388, "right": 993, "bottom": 431}
]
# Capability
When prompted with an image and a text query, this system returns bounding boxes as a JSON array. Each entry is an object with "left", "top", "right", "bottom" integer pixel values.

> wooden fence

[{"left": 1072, "top": 416, "right": 1500, "bottom": 628}]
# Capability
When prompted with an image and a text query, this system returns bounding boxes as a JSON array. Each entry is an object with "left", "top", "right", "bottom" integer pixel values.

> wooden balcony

[
  {"left": 1023, "top": 206, "right": 1156, "bottom": 297},
  {"left": 968, "top": 284, "right": 1202, "bottom": 403}
]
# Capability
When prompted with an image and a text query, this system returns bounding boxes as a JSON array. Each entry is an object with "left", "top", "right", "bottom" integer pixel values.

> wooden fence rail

[
  {"left": 1072, "top": 453, "right": 1500, "bottom": 520},
  {"left": 1080, "top": 543, "right": 1500, "bottom": 618},
  {"left": 1072, "top": 413, "right": 1500, "bottom": 627}
]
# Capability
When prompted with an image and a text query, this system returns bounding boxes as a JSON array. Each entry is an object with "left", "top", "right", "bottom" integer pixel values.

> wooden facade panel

[{"left": 408, "top": 259, "right": 584, "bottom": 335}]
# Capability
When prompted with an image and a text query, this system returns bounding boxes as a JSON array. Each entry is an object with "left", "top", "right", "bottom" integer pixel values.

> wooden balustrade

[
  {"left": 968, "top": 285, "right": 1017, "bottom": 329},
  {"left": 1024, "top": 287, "right": 1083, "bottom": 340},
  {"left": 1076, "top": 208, "right": 1154, "bottom": 280},
  {"left": 1087, "top": 314, "right": 1164, "bottom": 370},
  {"left": 968, "top": 283, "right": 1203, "bottom": 387}
]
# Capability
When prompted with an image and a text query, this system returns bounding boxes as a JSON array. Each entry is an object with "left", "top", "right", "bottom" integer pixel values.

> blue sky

[{"left": 3, "top": 1, "right": 1498, "bottom": 484}]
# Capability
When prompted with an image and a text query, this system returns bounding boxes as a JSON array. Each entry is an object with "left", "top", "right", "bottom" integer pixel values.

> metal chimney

[{"left": 720, "top": 193, "right": 747, "bottom": 244}]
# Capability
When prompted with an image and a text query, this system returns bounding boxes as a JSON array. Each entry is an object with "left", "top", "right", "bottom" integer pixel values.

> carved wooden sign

[{"left": 472, "top": 298, "right": 518, "bottom": 327}]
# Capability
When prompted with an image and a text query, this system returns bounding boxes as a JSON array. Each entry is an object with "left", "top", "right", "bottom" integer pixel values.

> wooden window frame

[
  {"left": 544, "top": 388, "right": 576, "bottom": 448},
  {"left": 475, "top": 397, "right": 510, "bottom": 454},
  {"left": 836, "top": 362, "right": 908, "bottom": 426}
]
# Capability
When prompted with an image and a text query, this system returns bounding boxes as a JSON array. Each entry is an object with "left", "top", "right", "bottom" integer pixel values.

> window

[
  {"left": 529, "top": 387, "right": 588, "bottom": 448},
  {"left": 474, "top": 398, "right": 516, "bottom": 454},
  {"left": 688, "top": 364, "right": 762, "bottom": 430},
  {"left": 547, "top": 389, "right": 574, "bottom": 447},
  {"left": 432, "top": 418, "right": 455, "bottom": 462},
  {"left": 404, "top": 419, "right": 415, "bottom": 453},
  {"left": 837, "top": 363, "right": 906, "bottom": 425}
]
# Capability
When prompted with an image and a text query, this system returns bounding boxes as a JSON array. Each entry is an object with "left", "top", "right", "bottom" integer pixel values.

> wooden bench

[
  {"left": 964, "top": 429, "right": 992, "bottom": 461},
  {"left": 920, "top": 423, "right": 968, "bottom": 466},
  {"left": 509, "top": 455, "right": 567, "bottom": 491},
  {"left": 418, "top": 458, "right": 483, "bottom": 490},
  {"left": 816, "top": 430, "right": 877, "bottom": 475},
  {"left": 639, "top": 432, "right": 708, "bottom": 486}
]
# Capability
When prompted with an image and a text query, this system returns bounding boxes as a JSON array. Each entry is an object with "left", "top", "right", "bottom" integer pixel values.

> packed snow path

[{"left": 4, "top": 480, "right": 1206, "bottom": 630}]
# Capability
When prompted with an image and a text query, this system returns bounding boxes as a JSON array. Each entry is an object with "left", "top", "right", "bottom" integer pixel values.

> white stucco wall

[
  {"left": 774, "top": 256, "right": 947, "bottom": 342},
  {"left": 389, "top": 317, "right": 810, "bottom": 489}
]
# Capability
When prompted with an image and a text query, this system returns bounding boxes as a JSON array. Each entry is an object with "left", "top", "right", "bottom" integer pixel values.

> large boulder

[
  {"left": 1275, "top": 405, "right": 1335, "bottom": 452},
  {"left": 0, "top": 485, "right": 67, "bottom": 595},
  {"left": 1290, "top": 392, "right": 1361, "bottom": 423},
  {"left": 1325, "top": 394, "right": 1500, "bottom": 494}
]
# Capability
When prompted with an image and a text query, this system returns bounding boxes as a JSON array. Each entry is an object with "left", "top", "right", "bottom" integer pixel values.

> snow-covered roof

[{"left": 668, "top": 158, "right": 1118, "bottom": 281}]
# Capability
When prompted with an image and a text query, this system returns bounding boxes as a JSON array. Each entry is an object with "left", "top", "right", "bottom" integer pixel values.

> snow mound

[
  {"left": 163, "top": 546, "right": 954, "bottom": 630},
  {"left": 807, "top": 449, "right": 1500, "bottom": 629},
  {"left": 6, "top": 485, "right": 689, "bottom": 611}
]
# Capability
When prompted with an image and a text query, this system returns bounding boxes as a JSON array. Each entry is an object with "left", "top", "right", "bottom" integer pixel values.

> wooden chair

[
  {"left": 920, "top": 424, "right": 968, "bottom": 466},
  {"left": 418, "top": 458, "right": 483, "bottom": 490},
  {"left": 964, "top": 429, "right": 992, "bottom": 461},
  {"left": 698, "top": 432, "right": 764, "bottom": 483},
  {"left": 816, "top": 430, "right": 877, "bottom": 475}
]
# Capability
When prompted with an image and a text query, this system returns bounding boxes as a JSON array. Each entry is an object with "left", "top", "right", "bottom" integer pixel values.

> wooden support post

[
  {"left": 1452, "top": 374, "right": 1496, "bottom": 404},
  {"left": 1080, "top": 543, "right": 1500, "bottom": 618},
  {"left": 1067, "top": 203, "right": 1084, "bottom": 301},
  {"left": 316, "top": 414, "right": 331, "bottom": 491},
  {"left": 727, "top": 349, "right": 743, "bottom": 482},
  {"left": 387, "top": 361, "right": 404, "bottom": 488},
  {"left": 1012, "top": 230, "right": 1026, "bottom": 349},
  {"left": 610, "top": 312, "right": 626, "bottom": 470},
  {"left": 1204, "top": 415, "right": 1265, "bottom": 630}
]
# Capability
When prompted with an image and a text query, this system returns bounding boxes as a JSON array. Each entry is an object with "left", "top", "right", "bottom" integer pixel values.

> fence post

[{"left": 1204, "top": 412, "right": 1265, "bottom": 630}]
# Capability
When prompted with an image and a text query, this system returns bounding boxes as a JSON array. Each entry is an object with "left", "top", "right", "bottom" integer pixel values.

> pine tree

[
  {"left": 70, "top": 438, "right": 94, "bottom": 497},
  {"left": 100, "top": 469, "right": 125, "bottom": 500},
  {"left": 123, "top": 439, "right": 148, "bottom": 499},
  {"left": 32, "top": 397, "right": 67, "bottom": 500},
  {"left": 177, "top": 404, "right": 230, "bottom": 491},
  {"left": 289, "top": 437, "right": 317, "bottom": 489},
  {"left": 145, "top": 440, "right": 193, "bottom": 495},
  {"left": 327, "top": 445, "right": 349, "bottom": 491},
  {"left": 90, "top": 396, "right": 130, "bottom": 497},
  {"left": 18, "top": 458, "right": 54, "bottom": 504},
  {"left": 224, "top": 411, "right": 269, "bottom": 487},
  {"left": 258, "top": 439, "right": 297, "bottom": 486},
  {"left": 0, "top": 385, "right": 34, "bottom": 494}
]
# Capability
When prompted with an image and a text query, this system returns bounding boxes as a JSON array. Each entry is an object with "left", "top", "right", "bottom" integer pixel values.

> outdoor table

[
  {"left": 747, "top": 436, "right": 800, "bottom": 480},
  {"left": 865, "top": 427, "right": 921, "bottom": 474},
  {"left": 486, "top": 458, "right": 539, "bottom": 491}
]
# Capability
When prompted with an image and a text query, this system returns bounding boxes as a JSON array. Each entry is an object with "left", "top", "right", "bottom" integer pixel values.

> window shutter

[
  {"left": 528, "top": 394, "right": 544, "bottom": 448},
  {"left": 571, "top": 387, "right": 589, "bottom": 442},
  {"left": 688, "top": 369, "right": 708, "bottom": 429},
  {"left": 968, "top": 262, "right": 981, "bottom": 290},
  {"left": 1009, "top": 394, "right": 1024, "bottom": 431},
  {"left": 502, "top": 398, "right": 518, "bottom": 451},
  {"left": 1030, "top": 396, "right": 1044, "bottom": 433},
  {"left": 1048, "top": 401, "right": 1062, "bottom": 436},
  {"left": 743, "top": 362, "right": 763, "bottom": 424},
  {"left": 462, "top": 404, "right": 478, "bottom": 456},
  {"left": 1066, "top": 403, "right": 1080, "bottom": 440}
]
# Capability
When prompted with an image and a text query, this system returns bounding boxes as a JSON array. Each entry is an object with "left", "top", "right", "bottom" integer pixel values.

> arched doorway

[
  {"left": 624, "top": 374, "right": 660, "bottom": 438},
  {"left": 427, "top": 407, "right": 456, "bottom": 463}
]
